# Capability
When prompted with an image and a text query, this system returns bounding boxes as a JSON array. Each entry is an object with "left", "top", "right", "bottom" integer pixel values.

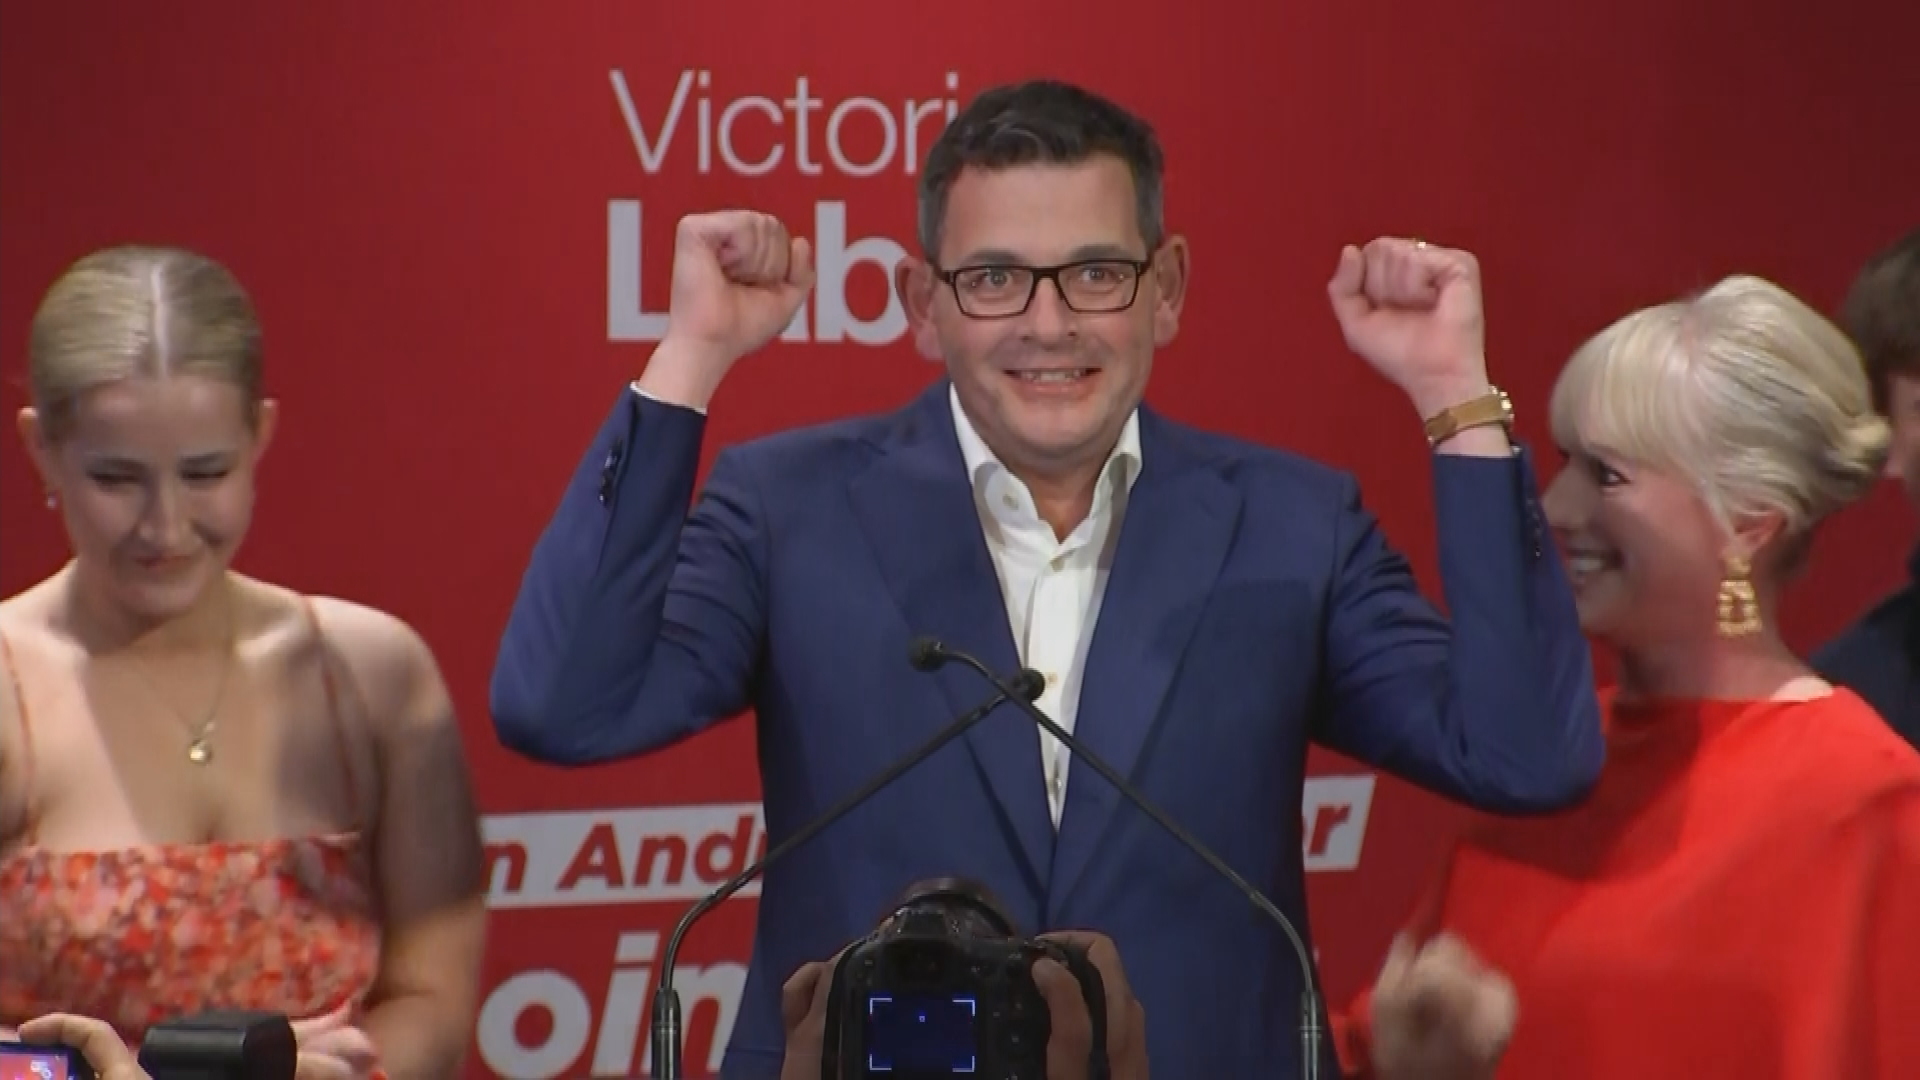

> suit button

[{"left": 598, "top": 439, "right": 624, "bottom": 506}]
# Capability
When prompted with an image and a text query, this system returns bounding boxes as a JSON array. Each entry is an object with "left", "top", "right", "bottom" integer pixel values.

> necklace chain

[{"left": 117, "top": 590, "right": 237, "bottom": 766}]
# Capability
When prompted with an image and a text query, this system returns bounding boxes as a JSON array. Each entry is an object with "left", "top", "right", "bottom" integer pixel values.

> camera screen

[
  {"left": 0, "top": 1046, "right": 75, "bottom": 1080},
  {"left": 864, "top": 994, "right": 978, "bottom": 1073}
]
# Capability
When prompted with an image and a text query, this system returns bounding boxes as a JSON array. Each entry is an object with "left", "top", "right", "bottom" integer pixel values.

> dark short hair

[
  {"left": 1840, "top": 226, "right": 1920, "bottom": 410},
  {"left": 916, "top": 79, "right": 1166, "bottom": 261}
]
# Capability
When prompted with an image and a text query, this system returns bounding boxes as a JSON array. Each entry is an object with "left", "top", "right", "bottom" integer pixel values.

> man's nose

[{"left": 1022, "top": 277, "right": 1078, "bottom": 342}]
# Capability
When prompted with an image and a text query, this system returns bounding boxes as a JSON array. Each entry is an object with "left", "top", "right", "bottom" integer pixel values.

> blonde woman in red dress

[
  {"left": 0, "top": 246, "right": 488, "bottom": 1080},
  {"left": 1335, "top": 274, "right": 1920, "bottom": 1079}
]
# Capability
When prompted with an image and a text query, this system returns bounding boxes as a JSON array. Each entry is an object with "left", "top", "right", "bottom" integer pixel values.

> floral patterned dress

[{"left": 0, "top": 619, "right": 383, "bottom": 1048}]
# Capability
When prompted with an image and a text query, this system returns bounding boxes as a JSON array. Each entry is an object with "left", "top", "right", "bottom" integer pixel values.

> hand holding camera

[
  {"left": 10, "top": 1013, "right": 148, "bottom": 1080},
  {"left": 777, "top": 879, "right": 1148, "bottom": 1079},
  {"left": 1027, "top": 932, "right": 1147, "bottom": 1080},
  {"left": 4, "top": 1008, "right": 313, "bottom": 1080}
]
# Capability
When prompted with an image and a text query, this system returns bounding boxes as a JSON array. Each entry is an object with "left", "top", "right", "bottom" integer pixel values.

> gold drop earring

[{"left": 1716, "top": 553, "right": 1762, "bottom": 637}]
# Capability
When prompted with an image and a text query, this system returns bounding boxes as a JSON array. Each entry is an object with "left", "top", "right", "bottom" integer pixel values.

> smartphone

[{"left": 0, "top": 1041, "right": 94, "bottom": 1080}]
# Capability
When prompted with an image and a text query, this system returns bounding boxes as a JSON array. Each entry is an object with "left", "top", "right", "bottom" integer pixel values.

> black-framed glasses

[{"left": 935, "top": 256, "right": 1154, "bottom": 319}]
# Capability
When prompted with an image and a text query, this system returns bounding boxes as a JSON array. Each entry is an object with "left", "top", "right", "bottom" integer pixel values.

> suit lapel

[
  {"left": 1049, "top": 409, "right": 1241, "bottom": 914},
  {"left": 847, "top": 382, "right": 1055, "bottom": 885}
]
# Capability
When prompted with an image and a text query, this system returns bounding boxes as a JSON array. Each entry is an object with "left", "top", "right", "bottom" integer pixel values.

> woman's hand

[
  {"left": 1369, "top": 933, "right": 1516, "bottom": 1080},
  {"left": 17, "top": 1014, "right": 149, "bottom": 1080},
  {"left": 292, "top": 1003, "right": 381, "bottom": 1080}
]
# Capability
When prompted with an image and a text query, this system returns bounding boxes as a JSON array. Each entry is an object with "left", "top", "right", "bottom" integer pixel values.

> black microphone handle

[
  {"left": 648, "top": 684, "right": 1020, "bottom": 1080},
  {"left": 934, "top": 644, "right": 1328, "bottom": 1080}
]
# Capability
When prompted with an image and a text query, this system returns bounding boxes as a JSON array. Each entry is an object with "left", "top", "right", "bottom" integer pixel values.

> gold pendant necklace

[
  {"left": 123, "top": 591, "right": 236, "bottom": 766},
  {"left": 178, "top": 647, "right": 232, "bottom": 766}
]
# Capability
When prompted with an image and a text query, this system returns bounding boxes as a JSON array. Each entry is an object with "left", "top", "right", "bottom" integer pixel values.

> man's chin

[
  {"left": 1007, "top": 424, "right": 1107, "bottom": 461},
  {"left": 1008, "top": 398, "right": 1116, "bottom": 437}
]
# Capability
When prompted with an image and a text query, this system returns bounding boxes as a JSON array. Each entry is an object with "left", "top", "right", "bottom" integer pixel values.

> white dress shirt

[
  {"left": 948, "top": 386, "right": 1142, "bottom": 826},
  {"left": 631, "top": 380, "right": 1143, "bottom": 825}
]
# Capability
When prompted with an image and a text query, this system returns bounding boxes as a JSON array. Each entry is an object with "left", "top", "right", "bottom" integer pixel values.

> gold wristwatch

[{"left": 1422, "top": 388, "right": 1514, "bottom": 448}]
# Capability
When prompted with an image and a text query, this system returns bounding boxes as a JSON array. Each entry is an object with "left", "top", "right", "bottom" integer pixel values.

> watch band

[{"left": 1423, "top": 388, "right": 1514, "bottom": 448}]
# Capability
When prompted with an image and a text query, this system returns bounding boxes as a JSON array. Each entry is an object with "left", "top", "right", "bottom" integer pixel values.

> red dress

[
  {"left": 1335, "top": 688, "right": 1920, "bottom": 1079},
  {"left": 0, "top": 608, "right": 383, "bottom": 1051}
]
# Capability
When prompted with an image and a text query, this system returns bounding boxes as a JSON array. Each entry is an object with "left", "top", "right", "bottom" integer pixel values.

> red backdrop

[{"left": 2, "top": 4, "right": 1916, "bottom": 1077}]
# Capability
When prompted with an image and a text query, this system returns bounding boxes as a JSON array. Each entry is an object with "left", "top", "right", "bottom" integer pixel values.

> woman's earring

[
  {"left": 1716, "top": 553, "right": 1762, "bottom": 637},
  {"left": 45, "top": 490, "right": 57, "bottom": 509}
]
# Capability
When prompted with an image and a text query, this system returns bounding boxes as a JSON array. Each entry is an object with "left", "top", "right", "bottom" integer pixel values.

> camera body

[
  {"left": 136, "top": 1010, "right": 296, "bottom": 1080},
  {"left": 822, "top": 879, "right": 1109, "bottom": 1080},
  {"left": 0, "top": 1010, "right": 295, "bottom": 1080},
  {"left": 0, "top": 1042, "right": 92, "bottom": 1080}
]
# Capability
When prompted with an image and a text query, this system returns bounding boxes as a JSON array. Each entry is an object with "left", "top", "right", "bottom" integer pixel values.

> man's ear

[
  {"left": 895, "top": 257, "right": 945, "bottom": 362},
  {"left": 1149, "top": 236, "right": 1190, "bottom": 348}
]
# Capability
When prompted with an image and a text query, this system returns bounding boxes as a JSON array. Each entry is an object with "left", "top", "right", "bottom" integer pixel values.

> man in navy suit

[{"left": 490, "top": 80, "right": 1604, "bottom": 1078}]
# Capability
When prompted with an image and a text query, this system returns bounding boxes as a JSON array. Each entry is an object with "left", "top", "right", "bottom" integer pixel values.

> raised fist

[
  {"left": 1328, "top": 238, "right": 1491, "bottom": 417},
  {"left": 666, "top": 211, "right": 815, "bottom": 365},
  {"left": 1368, "top": 933, "right": 1516, "bottom": 1080}
]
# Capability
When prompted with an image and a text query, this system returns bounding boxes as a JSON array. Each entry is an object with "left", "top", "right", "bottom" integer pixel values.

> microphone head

[
  {"left": 1011, "top": 668, "right": 1046, "bottom": 702},
  {"left": 907, "top": 637, "right": 947, "bottom": 672}
]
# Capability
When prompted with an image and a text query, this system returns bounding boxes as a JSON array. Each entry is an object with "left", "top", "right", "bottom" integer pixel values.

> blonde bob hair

[{"left": 1548, "top": 274, "right": 1889, "bottom": 547}]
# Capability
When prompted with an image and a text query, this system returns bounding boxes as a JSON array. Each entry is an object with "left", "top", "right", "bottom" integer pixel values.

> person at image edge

[
  {"left": 1336, "top": 274, "right": 1920, "bottom": 1080},
  {"left": 489, "top": 81, "right": 1604, "bottom": 1078}
]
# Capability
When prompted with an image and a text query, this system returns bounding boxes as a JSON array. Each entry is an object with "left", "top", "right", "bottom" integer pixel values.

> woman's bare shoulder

[
  {"left": 0, "top": 576, "right": 71, "bottom": 714},
  {"left": 274, "top": 587, "right": 447, "bottom": 735},
  {"left": 0, "top": 574, "right": 65, "bottom": 638},
  {"left": 0, "top": 576, "right": 65, "bottom": 837},
  {"left": 234, "top": 578, "right": 421, "bottom": 661}
]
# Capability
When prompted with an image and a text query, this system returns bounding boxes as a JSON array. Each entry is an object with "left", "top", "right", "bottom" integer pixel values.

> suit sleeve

[
  {"left": 488, "top": 389, "right": 769, "bottom": 764},
  {"left": 1313, "top": 447, "right": 1604, "bottom": 812}
]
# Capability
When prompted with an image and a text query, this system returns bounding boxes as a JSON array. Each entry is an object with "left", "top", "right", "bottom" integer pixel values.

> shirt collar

[{"left": 948, "top": 384, "right": 1142, "bottom": 513}]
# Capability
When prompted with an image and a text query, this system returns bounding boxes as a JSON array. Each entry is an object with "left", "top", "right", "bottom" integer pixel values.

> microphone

[
  {"left": 647, "top": 661, "right": 1046, "bottom": 1079},
  {"left": 908, "top": 635, "right": 1329, "bottom": 1080}
]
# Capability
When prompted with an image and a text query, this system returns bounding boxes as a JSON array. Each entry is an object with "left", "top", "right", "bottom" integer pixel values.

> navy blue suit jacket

[
  {"left": 1814, "top": 546, "right": 1919, "bottom": 750},
  {"left": 490, "top": 380, "right": 1604, "bottom": 1078}
]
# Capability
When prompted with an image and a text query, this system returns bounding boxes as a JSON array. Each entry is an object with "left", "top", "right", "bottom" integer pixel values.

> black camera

[
  {"left": 821, "top": 878, "right": 1110, "bottom": 1080},
  {"left": 0, "top": 1010, "right": 296, "bottom": 1080}
]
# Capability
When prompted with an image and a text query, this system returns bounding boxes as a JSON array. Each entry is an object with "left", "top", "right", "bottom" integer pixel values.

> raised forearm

[
  {"left": 489, "top": 388, "right": 708, "bottom": 762},
  {"left": 1430, "top": 448, "right": 1603, "bottom": 809}
]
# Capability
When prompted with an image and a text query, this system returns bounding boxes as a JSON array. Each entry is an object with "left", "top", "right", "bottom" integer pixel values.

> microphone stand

[
  {"left": 648, "top": 673, "right": 1042, "bottom": 1079},
  {"left": 916, "top": 638, "right": 1328, "bottom": 1080}
]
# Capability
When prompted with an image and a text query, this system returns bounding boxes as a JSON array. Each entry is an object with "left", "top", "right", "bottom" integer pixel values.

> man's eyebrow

[{"left": 950, "top": 243, "right": 1142, "bottom": 266}]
